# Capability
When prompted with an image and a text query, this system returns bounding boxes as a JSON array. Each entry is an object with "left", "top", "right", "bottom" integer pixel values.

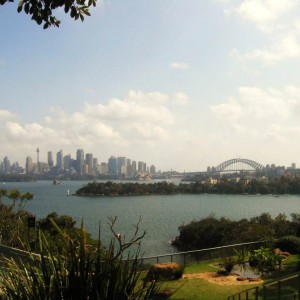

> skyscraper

[
  {"left": 108, "top": 156, "right": 118, "bottom": 176},
  {"left": 63, "top": 154, "right": 71, "bottom": 170},
  {"left": 117, "top": 156, "right": 127, "bottom": 176},
  {"left": 36, "top": 147, "right": 40, "bottom": 173},
  {"left": 150, "top": 165, "right": 156, "bottom": 175},
  {"left": 3, "top": 156, "right": 10, "bottom": 173},
  {"left": 132, "top": 160, "right": 137, "bottom": 175},
  {"left": 48, "top": 151, "right": 54, "bottom": 168},
  {"left": 138, "top": 161, "right": 144, "bottom": 173},
  {"left": 76, "top": 149, "right": 84, "bottom": 174},
  {"left": 25, "top": 156, "right": 34, "bottom": 174},
  {"left": 86, "top": 153, "right": 93, "bottom": 175},
  {"left": 56, "top": 150, "right": 64, "bottom": 170}
]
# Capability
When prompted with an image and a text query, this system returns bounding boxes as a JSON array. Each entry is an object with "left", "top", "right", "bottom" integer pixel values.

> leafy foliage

[
  {"left": 173, "top": 213, "right": 300, "bottom": 251},
  {"left": 0, "top": 189, "right": 33, "bottom": 248},
  {"left": 274, "top": 236, "right": 300, "bottom": 254},
  {"left": 0, "top": 220, "right": 162, "bottom": 299},
  {"left": 76, "top": 177, "right": 300, "bottom": 196},
  {"left": 248, "top": 247, "right": 283, "bottom": 270},
  {"left": 0, "top": 0, "right": 97, "bottom": 28}
]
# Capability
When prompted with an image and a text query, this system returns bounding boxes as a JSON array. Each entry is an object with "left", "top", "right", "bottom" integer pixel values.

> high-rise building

[
  {"left": 117, "top": 157, "right": 127, "bottom": 176},
  {"left": 63, "top": 154, "right": 71, "bottom": 170},
  {"left": 132, "top": 160, "right": 137, "bottom": 175},
  {"left": 76, "top": 149, "right": 84, "bottom": 174},
  {"left": 150, "top": 165, "right": 156, "bottom": 175},
  {"left": 56, "top": 150, "right": 64, "bottom": 170},
  {"left": 100, "top": 162, "right": 108, "bottom": 174},
  {"left": 86, "top": 153, "right": 93, "bottom": 175},
  {"left": 25, "top": 156, "right": 34, "bottom": 174},
  {"left": 48, "top": 151, "right": 54, "bottom": 168},
  {"left": 108, "top": 156, "right": 118, "bottom": 176},
  {"left": 36, "top": 147, "right": 40, "bottom": 173},
  {"left": 3, "top": 156, "right": 10, "bottom": 173},
  {"left": 93, "top": 158, "right": 98, "bottom": 172},
  {"left": 138, "top": 161, "right": 144, "bottom": 173}
]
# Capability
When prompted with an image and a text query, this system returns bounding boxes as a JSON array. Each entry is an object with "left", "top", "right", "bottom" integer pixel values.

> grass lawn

[{"left": 156, "top": 255, "right": 300, "bottom": 300}]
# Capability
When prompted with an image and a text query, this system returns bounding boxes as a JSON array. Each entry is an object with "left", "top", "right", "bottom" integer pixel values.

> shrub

[
  {"left": 0, "top": 219, "right": 162, "bottom": 300},
  {"left": 146, "top": 262, "right": 184, "bottom": 281},
  {"left": 274, "top": 236, "right": 300, "bottom": 254},
  {"left": 249, "top": 247, "right": 283, "bottom": 270},
  {"left": 221, "top": 256, "right": 238, "bottom": 274}
]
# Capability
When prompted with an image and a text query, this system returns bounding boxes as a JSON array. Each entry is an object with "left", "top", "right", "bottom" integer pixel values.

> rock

[{"left": 237, "top": 277, "right": 248, "bottom": 281}]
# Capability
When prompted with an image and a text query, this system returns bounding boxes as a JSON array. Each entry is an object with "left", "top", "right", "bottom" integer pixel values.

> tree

[
  {"left": 0, "top": 0, "right": 97, "bottom": 29},
  {"left": 0, "top": 189, "right": 33, "bottom": 248}
]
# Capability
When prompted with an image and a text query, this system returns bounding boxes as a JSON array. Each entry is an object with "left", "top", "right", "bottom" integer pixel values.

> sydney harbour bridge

[
  {"left": 181, "top": 158, "right": 265, "bottom": 178},
  {"left": 213, "top": 158, "right": 264, "bottom": 173}
]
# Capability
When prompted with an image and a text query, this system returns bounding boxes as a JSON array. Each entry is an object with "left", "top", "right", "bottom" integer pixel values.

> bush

[
  {"left": 146, "top": 262, "right": 184, "bottom": 281},
  {"left": 0, "top": 219, "right": 162, "bottom": 300},
  {"left": 249, "top": 247, "right": 283, "bottom": 271},
  {"left": 274, "top": 236, "right": 300, "bottom": 254},
  {"left": 221, "top": 256, "right": 238, "bottom": 274}
]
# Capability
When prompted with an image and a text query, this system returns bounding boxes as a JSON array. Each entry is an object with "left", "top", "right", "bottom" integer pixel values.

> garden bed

[{"left": 183, "top": 272, "right": 263, "bottom": 285}]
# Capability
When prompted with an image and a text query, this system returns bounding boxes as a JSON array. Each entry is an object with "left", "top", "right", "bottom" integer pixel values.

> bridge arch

[{"left": 215, "top": 158, "right": 264, "bottom": 172}]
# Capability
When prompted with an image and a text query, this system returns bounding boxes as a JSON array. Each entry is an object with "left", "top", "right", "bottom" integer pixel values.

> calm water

[{"left": 2, "top": 180, "right": 300, "bottom": 256}]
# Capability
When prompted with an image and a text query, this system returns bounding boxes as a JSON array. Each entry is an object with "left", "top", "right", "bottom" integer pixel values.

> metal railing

[
  {"left": 140, "top": 240, "right": 270, "bottom": 266},
  {"left": 228, "top": 272, "right": 300, "bottom": 300},
  {"left": 0, "top": 240, "right": 270, "bottom": 267}
]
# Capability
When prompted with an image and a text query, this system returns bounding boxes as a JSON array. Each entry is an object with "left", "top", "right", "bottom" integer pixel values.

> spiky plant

[{"left": 0, "top": 219, "right": 161, "bottom": 299}]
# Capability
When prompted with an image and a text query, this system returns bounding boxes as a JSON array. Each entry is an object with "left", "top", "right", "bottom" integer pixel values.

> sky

[{"left": 1, "top": 0, "right": 300, "bottom": 172}]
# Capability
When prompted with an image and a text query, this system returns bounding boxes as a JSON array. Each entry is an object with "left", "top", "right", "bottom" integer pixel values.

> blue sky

[{"left": 1, "top": 0, "right": 300, "bottom": 172}]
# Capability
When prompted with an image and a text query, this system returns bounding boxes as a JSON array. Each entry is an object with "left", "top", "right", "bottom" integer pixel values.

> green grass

[{"left": 156, "top": 255, "right": 300, "bottom": 300}]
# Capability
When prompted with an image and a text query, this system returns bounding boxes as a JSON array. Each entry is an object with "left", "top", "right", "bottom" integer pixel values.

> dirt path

[{"left": 183, "top": 272, "right": 263, "bottom": 286}]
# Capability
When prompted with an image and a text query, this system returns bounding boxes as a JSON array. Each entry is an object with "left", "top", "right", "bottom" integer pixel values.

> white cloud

[
  {"left": 0, "top": 110, "right": 16, "bottom": 121},
  {"left": 173, "top": 92, "right": 189, "bottom": 106},
  {"left": 210, "top": 85, "right": 300, "bottom": 148},
  {"left": 233, "top": 0, "right": 297, "bottom": 32},
  {"left": 170, "top": 62, "right": 190, "bottom": 70},
  {"left": 84, "top": 90, "right": 174, "bottom": 125},
  {"left": 232, "top": 34, "right": 300, "bottom": 64},
  {"left": 212, "top": 86, "right": 297, "bottom": 120},
  {"left": 223, "top": 0, "right": 300, "bottom": 65},
  {"left": 0, "top": 90, "right": 185, "bottom": 166}
]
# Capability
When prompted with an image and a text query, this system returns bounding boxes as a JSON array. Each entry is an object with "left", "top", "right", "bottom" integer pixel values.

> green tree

[
  {"left": 0, "top": 189, "right": 34, "bottom": 248},
  {"left": 1, "top": 0, "right": 97, "bottom": 28}
]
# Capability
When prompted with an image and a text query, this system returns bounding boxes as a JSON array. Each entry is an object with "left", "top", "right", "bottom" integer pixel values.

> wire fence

[
  {"left": 140, "top": 240, "right": 271, "bottom": 266},
  {"left": 228, "top": 272, "right": 300, "bottom": 300}
]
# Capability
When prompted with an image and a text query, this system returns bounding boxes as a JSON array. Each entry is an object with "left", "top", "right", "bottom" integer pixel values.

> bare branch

[{"left": 107, "top": 216, "right": 146, "bottom": 259}]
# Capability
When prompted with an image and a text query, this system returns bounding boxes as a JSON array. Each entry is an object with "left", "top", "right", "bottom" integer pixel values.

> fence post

[
  {"left": 184, "top": 253, "right": 186, "bottom": 265},
  {"left": 298, "top": 274, "right": 300, "bottom": 299},
  {"left": 278, "top": 280, "right": 281, "bottom": 300},
  {"left": 255, "top": 286, "right": 259, "bottom": 300},
  {"left": 170, "top": 255, "right": 173, "bottom": 262},
  {"left": 246, "top": 291, "right": 249, "bottom": 300}
]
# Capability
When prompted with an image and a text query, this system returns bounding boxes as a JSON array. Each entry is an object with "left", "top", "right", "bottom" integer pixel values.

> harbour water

[{"left": 2, "top": 180, "right": 300, "bottom": 256}]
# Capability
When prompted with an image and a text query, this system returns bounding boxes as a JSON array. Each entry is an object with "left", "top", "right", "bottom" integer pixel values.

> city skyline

[
  {"left": 0, "top": 148, "right": 298, "bottom": 175},
  {"left": 2, "top": 1, "right": 300, "bottom": 171},
  {"left": 0, "top": 148, "right": 158, "bottom": 176}
]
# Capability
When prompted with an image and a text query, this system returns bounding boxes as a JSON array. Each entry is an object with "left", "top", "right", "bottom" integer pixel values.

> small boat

[
  {"left": 67, "top": 189, "right": 70, "bottom": 196},
  {"left": 53, "top": 180, "right": 62, "bottom": 185}
]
